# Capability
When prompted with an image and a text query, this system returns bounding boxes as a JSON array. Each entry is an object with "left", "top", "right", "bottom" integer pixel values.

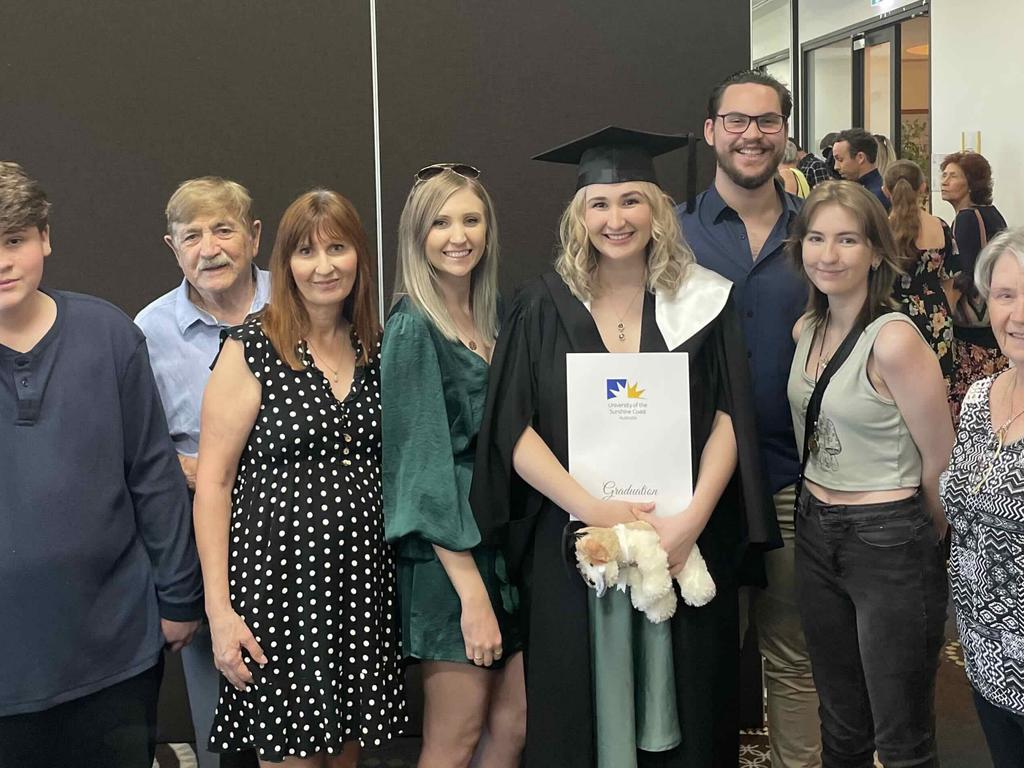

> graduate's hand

[
  {"left": 208, "top": 608, "right": 267, "bottom": 691},
  {"left": 587, "top": 499, "right": 656, "bottom": 528},
  {"left": 460, "top": 591, "right": 502, "bottom": 667},
  {"left": 633, "top": 509, "right": 703, "bottom": 576}
]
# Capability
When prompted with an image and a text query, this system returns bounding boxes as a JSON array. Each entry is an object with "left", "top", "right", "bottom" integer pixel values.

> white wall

[
  {"left": 931, "top": 0, "right": 1023, "bottom": 225},
  {"left": 752, "top": 0, "right": 790, "bottom": 61},
  {"left": 798, "top": 0, "right": 909, "bottom": 45}
]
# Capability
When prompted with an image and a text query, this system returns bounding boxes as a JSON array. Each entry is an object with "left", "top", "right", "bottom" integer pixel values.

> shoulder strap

[
  {"left": 973, "top": 208, "right": 988, "bottom": 247},
  {"left": 799, "top": 321, "right": 865, "bottom": 474}
]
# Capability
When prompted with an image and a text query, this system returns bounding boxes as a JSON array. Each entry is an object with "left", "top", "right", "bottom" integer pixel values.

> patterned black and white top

[
  {"left": 941, "top": 375, "right": 1024, "bottom": 716},
  {"left": 209, "top": 317, "right": 407, "bottom": 760}
]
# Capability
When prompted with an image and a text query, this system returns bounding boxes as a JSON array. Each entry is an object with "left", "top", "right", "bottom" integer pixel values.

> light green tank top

[{"left": 788, "top": 312, "right": 924, "bottom": 491}]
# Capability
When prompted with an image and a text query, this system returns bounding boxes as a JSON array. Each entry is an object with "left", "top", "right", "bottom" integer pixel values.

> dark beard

[{"left": 716, "top": 143, "right": 784, "bottom": 190}]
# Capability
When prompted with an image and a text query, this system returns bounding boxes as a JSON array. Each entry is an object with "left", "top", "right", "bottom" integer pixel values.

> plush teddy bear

[{"left": 574, "top": 521, "right": 716, "bottom": 623}]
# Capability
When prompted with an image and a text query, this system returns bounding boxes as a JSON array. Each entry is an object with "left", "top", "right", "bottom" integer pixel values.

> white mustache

[{"left": 199, "top": 256, "right": 232, "bottom": 271}]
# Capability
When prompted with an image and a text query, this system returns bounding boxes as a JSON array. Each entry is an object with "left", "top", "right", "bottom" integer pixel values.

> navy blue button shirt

[
  {"left": 858, "top": 168, "right": 890, "bottom": 212},
  {"left": 0, "top": 290, "right": 202, "bottom": 716},
  {"left": 678, "top": 184, "right": 804, "bottom": 492}
]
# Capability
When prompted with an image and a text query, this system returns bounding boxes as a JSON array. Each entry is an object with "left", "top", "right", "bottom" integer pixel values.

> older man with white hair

[{"left": 136, "top": 177, "right": 269, "bottom": 768}]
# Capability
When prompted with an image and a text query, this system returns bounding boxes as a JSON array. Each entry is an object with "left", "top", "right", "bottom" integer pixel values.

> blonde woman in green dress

[{"left": 381, "top": 164, "right": 524, "bottom": 768}]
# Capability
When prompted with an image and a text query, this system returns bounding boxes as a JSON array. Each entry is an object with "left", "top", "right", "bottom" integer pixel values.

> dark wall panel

[
  {"left": 0, "top": 0, "right": 375, "bottom": 316},
  {"left": 376, "top": 0, "right": 752, "bottom": 299}
]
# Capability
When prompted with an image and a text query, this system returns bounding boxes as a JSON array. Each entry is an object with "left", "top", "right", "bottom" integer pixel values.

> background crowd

[{"left": 1, "top": 68, "right": 1021, "bottom": 768}]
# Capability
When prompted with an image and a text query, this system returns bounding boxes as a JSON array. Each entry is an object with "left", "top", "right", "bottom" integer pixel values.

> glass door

[
  {"left": 854, "top": 26, "right": 900, "bottom": 151},
  {"left": 804, "top": 39, "right": 852, "bottom": 156}
]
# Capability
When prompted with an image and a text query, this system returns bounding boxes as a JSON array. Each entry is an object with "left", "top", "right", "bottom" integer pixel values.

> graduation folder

[{"left": 566, "top": 353, "right": 693, "bottom": 519}]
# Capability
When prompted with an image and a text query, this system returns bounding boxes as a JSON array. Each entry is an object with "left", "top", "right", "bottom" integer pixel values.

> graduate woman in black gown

[{"left": 470, "top": 127, "right": 780, "bottom": 767}]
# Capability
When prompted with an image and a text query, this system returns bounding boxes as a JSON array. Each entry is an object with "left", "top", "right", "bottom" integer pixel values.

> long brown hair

[
  {"left": 261, "top": 190, "right": 379, "bottom": 368},
  {"left": 884, "top": 159, "right": 925, "bottom": 272},
  {"left": 787, "top": 180, "right": 901, "bottom": 327}
]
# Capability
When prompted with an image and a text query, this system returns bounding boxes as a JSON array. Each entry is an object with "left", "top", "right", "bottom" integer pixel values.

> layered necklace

[{"left": 974, "top": 369, "right": 1024, "bottom": 493}]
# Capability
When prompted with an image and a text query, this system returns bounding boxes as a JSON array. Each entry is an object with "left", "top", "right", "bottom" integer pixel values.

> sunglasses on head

[{"left": 413, "top": 163, "right": 481, "bottom": 184}]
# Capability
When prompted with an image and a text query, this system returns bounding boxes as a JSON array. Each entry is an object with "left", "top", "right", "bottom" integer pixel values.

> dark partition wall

[
  {"left": 0, "top": 0, "right": 376, "bottom": 317},
  {"left": 1, "top": 1, "right": 751, "bottom": 315},
  {"left": 376, "top": 0, "right": 752, "bottom": 299}
]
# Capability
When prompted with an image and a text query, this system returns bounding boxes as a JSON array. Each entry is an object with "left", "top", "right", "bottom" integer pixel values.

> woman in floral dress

[{"left": 884, "top": 160, "right": 961, "bottom": 394}]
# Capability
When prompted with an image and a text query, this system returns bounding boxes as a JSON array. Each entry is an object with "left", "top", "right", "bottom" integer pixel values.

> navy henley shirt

[
  {"left": 678, "top": 184, "right": 805, "bottom": 493},
  {"left": 0, "top": 289, "right": 203, "bottom": 716}
]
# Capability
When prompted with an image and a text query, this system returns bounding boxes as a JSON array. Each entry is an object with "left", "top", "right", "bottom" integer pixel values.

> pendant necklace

[
  {"left": 455, "top": 319, "right": 479, "bottom": 351},
  {"left": 307, "top": 339, "right": 341, "bottom": 383},
  {"left": 610, "top": 286, "right": 644, "bottom": 342}
]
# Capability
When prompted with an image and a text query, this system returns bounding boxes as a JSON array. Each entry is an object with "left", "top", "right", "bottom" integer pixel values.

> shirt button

[
  {"left": 746, "top": 311, "right": 754, "bottom": 318},
  {"left": 747, "top": 351, "right": 752, "bottom": 359},
  {"left": 343, "top": 433, "right": 352, "bottom": 443},
  {"left": 20, "top": 379, "right": 29, "bottom": 387},
  {"left": 740, "top": 234, "right": 747, "bottom": 240},
  {"left": 15, "top": 357, "right": 29, "bottom": 368},
  {"left": 343, "top": 459, "right": 352, "bottom": 467}
]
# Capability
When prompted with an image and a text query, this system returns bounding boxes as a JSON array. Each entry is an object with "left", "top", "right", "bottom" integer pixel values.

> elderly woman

[
  {"left": 941, "top": 152, "right": 1010, "bottom": 420},
  {"left": 941, "top": 227, "right": 1024, "bottom": 768}
]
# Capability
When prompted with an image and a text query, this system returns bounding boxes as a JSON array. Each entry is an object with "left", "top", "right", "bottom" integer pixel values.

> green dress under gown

[{"left": 381, "top": 297, "right": 518, "bottom": 664}]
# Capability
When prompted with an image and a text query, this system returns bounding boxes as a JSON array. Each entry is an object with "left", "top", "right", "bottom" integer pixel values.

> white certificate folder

[{"left": 566, "top": 353, "right": 692, "bottom": 519}]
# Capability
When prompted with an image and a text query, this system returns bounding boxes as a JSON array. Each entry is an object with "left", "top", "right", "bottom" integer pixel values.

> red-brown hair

[
  {"left": 261, "top": 189, "right": 379, "bottom": 368},
  {"left": 941, "top": 151, "right": 995, "bottom": 205}
]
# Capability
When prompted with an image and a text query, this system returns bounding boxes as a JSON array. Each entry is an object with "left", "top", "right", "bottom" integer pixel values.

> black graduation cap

[{"left": 533, "top": 125, "right": 699, "bottom": 211}]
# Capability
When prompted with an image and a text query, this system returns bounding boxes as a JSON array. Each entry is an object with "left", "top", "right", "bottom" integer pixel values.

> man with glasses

[
  {"left": 832, "top": 128, "right": 890, "bottom": 211},
  {"left": 678, "top": 70, "right": 821, "bottom": 768},
  {"left": 135, "top": 177, "right": 268, "bottom": 768}
]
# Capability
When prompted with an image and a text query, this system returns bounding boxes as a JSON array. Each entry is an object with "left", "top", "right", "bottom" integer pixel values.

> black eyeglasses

[
  {"left": 413, "top": 163, "right": 481, "bottom": 184},
  {"left": 716, "top": 112, "right": 786, "bottom": 135}
]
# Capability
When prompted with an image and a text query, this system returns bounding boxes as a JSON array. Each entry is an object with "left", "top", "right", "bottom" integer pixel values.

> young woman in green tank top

[{"left": 786, "top": 181, "right": 953, "bottom": 768}]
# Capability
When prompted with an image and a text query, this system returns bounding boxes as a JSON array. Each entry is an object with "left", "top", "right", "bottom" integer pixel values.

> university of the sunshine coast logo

[
  {"left": 605, "top": 378, "right": 647, "bottom": 420},
  {"left": 606, "top": 379, "right": 645, "bottom": 400}
]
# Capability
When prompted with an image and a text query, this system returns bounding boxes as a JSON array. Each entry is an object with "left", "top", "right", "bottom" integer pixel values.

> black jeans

[
  {"left": 973, "top": 687, "right": 1024, "bottom": 768},
  {"left": 0, "top": 657, "right": 163, "bottom": 768},
  {"left": 795, "top": 489, "right": 947, "bottom": 768}
]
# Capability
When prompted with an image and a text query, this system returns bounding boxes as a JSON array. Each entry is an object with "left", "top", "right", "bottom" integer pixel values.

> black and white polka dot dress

[{"left": 210, "top": 317, "right": 406, "bottom": 761}]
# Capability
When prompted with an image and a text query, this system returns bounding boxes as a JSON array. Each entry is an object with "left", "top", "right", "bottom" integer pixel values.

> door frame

[{"left": 800, "top": 0, "right": 927, "bottom": 149}]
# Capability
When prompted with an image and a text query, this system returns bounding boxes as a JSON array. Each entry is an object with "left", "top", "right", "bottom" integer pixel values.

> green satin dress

[{"left": 381, "top": 298, "right": 518, "bottom": 664}]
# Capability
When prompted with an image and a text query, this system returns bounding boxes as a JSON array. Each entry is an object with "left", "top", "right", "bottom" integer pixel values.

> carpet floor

[{"left": 155, "top": 638, "right": 990, "bottom": 767}]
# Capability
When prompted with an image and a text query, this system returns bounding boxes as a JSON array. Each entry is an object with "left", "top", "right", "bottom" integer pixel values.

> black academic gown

[{"left": 470, "top": 268, "right": 780, "bottom": 768}]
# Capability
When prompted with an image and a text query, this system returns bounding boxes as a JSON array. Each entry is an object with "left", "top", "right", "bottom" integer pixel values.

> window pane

[
  {"left": 752, "top": 0, "right": 790, "bottom": 62},
  {"left": 900, "top": 16, "right": 930, "bottom": 173},
  {"left": 864, "top": 40, "right": 892, "bottom": 137},
  {"left": 807, "top": 41, "right": 852, "bottom": 154}
]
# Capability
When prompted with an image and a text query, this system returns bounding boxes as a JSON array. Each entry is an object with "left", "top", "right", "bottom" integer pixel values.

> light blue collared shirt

[{"left": 135, "top": 268, "right": 271, "bottom": 456}]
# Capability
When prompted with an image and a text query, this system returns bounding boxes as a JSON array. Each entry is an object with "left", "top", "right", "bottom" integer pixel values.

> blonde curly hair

[{"left": 554, "top": 181, "right": 693, "bottom": 301}]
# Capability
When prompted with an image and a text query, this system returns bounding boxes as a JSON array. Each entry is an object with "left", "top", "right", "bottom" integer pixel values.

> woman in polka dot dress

[{"left": 194, "top": 189, "right": 406, "bottom": 766}]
